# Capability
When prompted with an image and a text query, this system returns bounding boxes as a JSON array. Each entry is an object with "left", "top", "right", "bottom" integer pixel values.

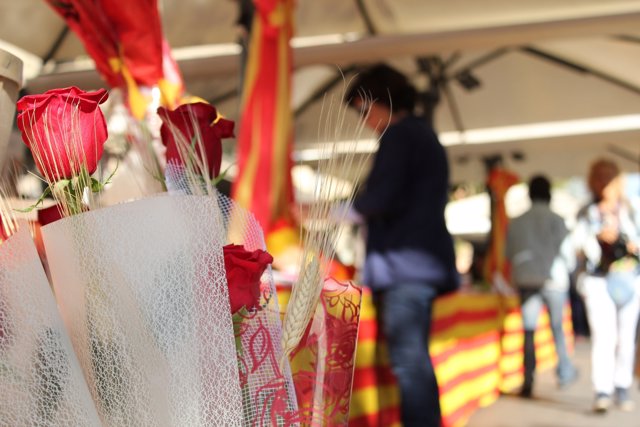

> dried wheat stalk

[
  {"left": 0, "top": 183, "right": 18, "bottom": 239},
  {"left": 160, "top": 110, "right": 216, "bottom": 197},
  {"left": 280, "top": 82, "right": 377, "bottom": 363}
]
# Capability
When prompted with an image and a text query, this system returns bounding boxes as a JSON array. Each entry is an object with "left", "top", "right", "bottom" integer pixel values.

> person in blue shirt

[{"left": 345, "top": 64, "right": 459, "bottom": 427}]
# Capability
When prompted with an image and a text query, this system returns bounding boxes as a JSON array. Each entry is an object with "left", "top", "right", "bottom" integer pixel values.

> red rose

[
  {"left": 37, "top": 204, "right": 64, "bottom": 226},
  {"left": 16, "top": 87, "right": 108, "bottom": 181},
  {"left": 158, "top": 102, "right": 234, "bottom": 179},
  {"left": 223, "top": 244, "right": 273, "bottom": 314}
]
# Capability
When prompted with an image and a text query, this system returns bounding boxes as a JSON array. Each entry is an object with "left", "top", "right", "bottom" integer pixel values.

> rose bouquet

[
  {"left": 1, "top": 87, "right": 246, "bottom": 425},
  {"left": 159, "top": 101, "right": 299, "bottom": 425},
  {"left": 176, "top": 93, "right": 371, "bottom": 426},
  {"left": 1, "top": 83, "right": 367, "bottom": 426},
  {"left": 158, "top": 94, "right": 370, "bottom": 426}
]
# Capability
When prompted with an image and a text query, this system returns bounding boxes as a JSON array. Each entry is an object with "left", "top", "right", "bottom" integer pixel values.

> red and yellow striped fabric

[
  {"left": 277, "top": 286, "right": 573, "bottom": 427},
  {"left": 233, "top": 0, "right": 296, "bottom": 238}
]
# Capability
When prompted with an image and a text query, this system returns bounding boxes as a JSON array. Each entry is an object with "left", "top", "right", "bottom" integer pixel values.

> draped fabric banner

[
  {"left": 232, "top": 0, "right": 296, "bottom": 241},
  {"left": 483, "top": 168, "right": 519, "bottom": 287},
  {"left": 44, "top": 0, "right": 183, "bottom": 118}
]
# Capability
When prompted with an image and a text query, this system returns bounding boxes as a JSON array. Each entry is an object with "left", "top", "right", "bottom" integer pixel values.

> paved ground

[{"left": 467, "top": 339, "right": 640, "bottom": 427}]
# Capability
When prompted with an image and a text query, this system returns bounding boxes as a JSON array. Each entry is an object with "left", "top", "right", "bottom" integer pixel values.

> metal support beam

[{"left": 25, "top": 10, "right": 640, "bottom": 93}]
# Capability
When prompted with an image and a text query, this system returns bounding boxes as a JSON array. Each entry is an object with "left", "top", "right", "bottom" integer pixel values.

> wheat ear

[
  {"left": 280, "top": 252, "right": 322, "bottom": 360},
  {"left": 280, "top": 81, "right": 376, "bottom": 363}
]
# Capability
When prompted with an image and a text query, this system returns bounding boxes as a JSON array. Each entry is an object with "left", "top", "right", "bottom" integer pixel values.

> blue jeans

[
  {"left": 375, "top": 283, "right": 441, "bottom": 427},
  {"left": 520, "top": 288, "right": 575, "bottom": 382}
]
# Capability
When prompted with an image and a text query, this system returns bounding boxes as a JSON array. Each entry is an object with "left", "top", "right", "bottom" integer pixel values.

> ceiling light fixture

[{"left": 294, "top": 114, "right": 640, "bottom": 161}]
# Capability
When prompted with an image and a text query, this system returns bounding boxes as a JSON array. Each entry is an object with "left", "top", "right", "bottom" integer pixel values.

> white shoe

[
  {"left": 618, "top": 400, "right": 635, "bottom": 412},
  {"left": 615, "top": 388, "right": 635, "bottom": 412},
  {"left": 593, "top": 393, "right": 611, "bottom": 413}
]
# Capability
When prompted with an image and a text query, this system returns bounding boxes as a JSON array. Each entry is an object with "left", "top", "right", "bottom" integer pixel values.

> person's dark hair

[
  {"left": 528, "top": 175, "right": 551, "bottom": 203},
  {"left": 345, "top": 63, "right": 417, "bottom": 113}
]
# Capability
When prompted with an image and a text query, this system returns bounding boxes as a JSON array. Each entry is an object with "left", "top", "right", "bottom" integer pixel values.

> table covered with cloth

[{"left": 277, "top": 286, "right": 573, "bottom": 427}]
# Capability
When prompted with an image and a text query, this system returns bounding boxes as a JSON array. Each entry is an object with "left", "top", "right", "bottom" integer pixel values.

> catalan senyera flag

[
  {"left": 483, "top": 167, "right": 519, "bottom": 287},
  {"left": 233, "top": 0, "right": 297, "bottom": 249},
  {"left": 44, "top": 0, "right": 183, "bottom": 118}
]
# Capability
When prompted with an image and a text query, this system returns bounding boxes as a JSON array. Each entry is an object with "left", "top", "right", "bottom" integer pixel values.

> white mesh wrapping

[
  {"left": 218, "top": 191, "right": 300, "bottom": 425},
  {"left": 41, "top": 195, "right": 244, "bottom": 426},
  {"left": 166, "top": 165, "right": 299, "bottom": 425},
  {"left": 0, "top": 228, "right": 101, "bottom": 426}
]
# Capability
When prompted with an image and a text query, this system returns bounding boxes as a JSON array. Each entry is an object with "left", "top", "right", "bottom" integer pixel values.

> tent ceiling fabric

[
  {"left": 1, "top": 0, "right": 640, "bottom": 183},
  {"left": 4, "top": 0, "right": 640, "bottom": 83}
]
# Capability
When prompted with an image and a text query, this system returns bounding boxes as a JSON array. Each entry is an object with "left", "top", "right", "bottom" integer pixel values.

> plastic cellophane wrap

[{"left": 287, "top": 279, "right": 362, "bottom": 426}]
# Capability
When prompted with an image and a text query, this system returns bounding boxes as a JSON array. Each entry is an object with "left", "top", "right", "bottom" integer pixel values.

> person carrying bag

[{"left": 573, "top": 158, "right": 640, "bottom": 413}]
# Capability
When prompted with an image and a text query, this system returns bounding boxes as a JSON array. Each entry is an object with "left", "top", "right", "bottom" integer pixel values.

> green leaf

[
  {"left": 13, "top": 186, "right": 52, "bottom": 213},
  {"left": 212, "top": 162, "right": 235, "bottom": 185},
  {"left": 102, "top": 161, "right": 119, "bottom": 186},
  {"left": 84, "top": 161, "right": 120, "bottom": 194},
  {"left": 53, "top": 179, "right": 71, "bottom": 193},
  {"left": 142, "top": 160, "right": 168, "bottom": 191},
  {"left": 231, "top": 307, "right": 252, "bottom": 354},
  {"left": 90, "top": 178, "right": 103, "bottom": 193}
]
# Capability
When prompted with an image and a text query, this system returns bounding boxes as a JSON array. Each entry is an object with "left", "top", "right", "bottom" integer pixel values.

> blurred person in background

[
  {"left": 344, "top": 63, "right": 459, "bottom": 427},
  {"left": 572, "top": 158, "right": 640, "bottom": 413},
  {"left": 506, "top": 175, "right": 578, "bottom": 398}
]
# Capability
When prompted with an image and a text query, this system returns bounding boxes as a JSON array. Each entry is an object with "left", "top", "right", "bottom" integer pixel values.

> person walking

[
  {"left": 572, "top": 158, "right": 640, "bottom": 412},
  {"left": 506, "top": 175, "right": 578, "bottom": 398}
]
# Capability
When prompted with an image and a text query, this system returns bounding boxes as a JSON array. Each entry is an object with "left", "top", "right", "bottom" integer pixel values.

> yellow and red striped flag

[{"left": 232, "top": 0, "right": 297, "bottom": 251}]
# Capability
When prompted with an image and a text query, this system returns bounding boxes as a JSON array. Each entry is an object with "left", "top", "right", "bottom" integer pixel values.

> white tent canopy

[{"left": 1, "top": 0, "right": 640, "bottom": 184}]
